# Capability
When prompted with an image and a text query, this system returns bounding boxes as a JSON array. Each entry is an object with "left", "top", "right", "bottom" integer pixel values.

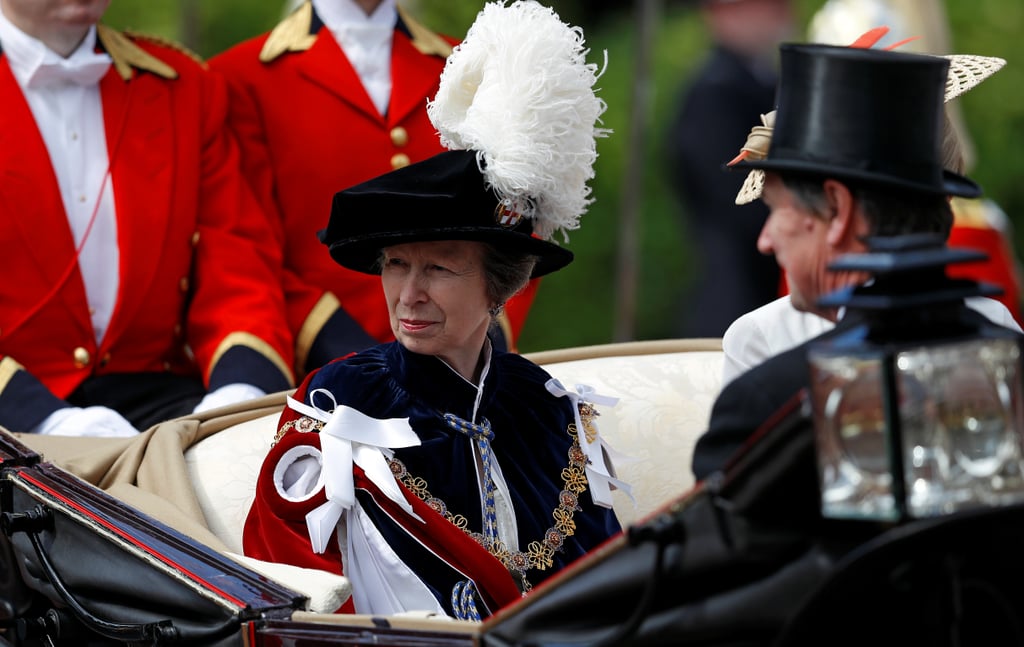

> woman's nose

[{"left": 399, "top": 272, "right": 428, "bottom": 304}]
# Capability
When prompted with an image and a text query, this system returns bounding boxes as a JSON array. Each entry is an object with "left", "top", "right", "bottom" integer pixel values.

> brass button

[
  {"left": 99, "top": 353, "right": 111, "bottom": 367},
  {"left": 390, "top": 153, "right": 410, "bottom": 170},
  {"left": 173, "top": 323, "right": 182, "bottom": 336},
  {"left": 390, "top": 126, "right": 409, "bottom": 147},
  {"left": 179, "top": 277, "right": 189, "bottom": 292},
  {"left": 163, "top": 362, "right": 172, "bottom": 371},
  {"left": 73, "top": 347, "right": 91, "bottom": 368},
  {"left": 191, "top": 231, "right": 200, "bottom": 246}
]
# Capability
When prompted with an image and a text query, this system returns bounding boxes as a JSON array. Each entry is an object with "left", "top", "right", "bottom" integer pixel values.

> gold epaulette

[
  {"left": 124, "top": 29, "right": 206, "bottom": 67},
  {"left": 96, "top": 24, "right": 181, "bottom": 80},
  {"left": 257, "top": 2, "right": 452, "bottom": 63},
  {"left": 495, "top": 310, "right": 515, "bottom": 353},
  {"left": 951, "top": 196, "right": 989, "bottom": 228},
  {"left": 260, "top": 1, "right": 317, "bottom": 63},
  {"left": 398, "top": 5, "right": 454, "bottom": 58}
]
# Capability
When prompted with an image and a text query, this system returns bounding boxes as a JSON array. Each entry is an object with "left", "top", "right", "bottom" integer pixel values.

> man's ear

[{"left": 821, "top": 179, "right": 859, "bottom": 247}]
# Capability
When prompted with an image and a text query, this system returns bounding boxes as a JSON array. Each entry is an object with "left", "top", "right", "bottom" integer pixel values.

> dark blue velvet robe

[{"left": 244, "top": 341, "right": 622, "bottom": 617}]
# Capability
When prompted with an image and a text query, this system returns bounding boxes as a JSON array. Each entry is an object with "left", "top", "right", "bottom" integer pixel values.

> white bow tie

[{"left": 29, "top": 52, "right": 111, "bottom": 88}]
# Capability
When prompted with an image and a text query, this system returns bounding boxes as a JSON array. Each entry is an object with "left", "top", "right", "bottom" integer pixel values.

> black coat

[
  {"left": 691, "top": 307, "right": 879, "bottom": 481},
  {"left": 668, "top": 45, "right": 781, "bottom": 337},
  {"left": 692, "top": 304, "right": 1024, "bottom": 481},
  {"left": 691, "top": 325, "right": 827, "bottom": 481}
]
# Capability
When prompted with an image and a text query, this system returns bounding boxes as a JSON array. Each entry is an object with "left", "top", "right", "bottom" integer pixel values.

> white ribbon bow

[
  {"left": 29, "top": 53, "right": 111, "bottom": 88},
  {"left": 545, "top": 379, "right": 633, "bottom": 509},
  {"left": 287, "top": 389, "right": 423, "bottom": 554}
]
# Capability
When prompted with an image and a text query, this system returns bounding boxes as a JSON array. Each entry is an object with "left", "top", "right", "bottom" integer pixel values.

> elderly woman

[
  {"left": 242, "top": 1, "right": 621, "bottom": 620},
  {"left": 242, "top": 151, "right": 622, "bottom": 619}
]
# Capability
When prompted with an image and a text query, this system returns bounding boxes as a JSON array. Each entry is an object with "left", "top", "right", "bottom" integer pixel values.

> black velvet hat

[
  {"left": 319, "top": 2, "right": 608, "bottom": 280},
  {"left": 732, "top": 43, "right": 981, "bottom": 198},
  {"left": 319, "top": 150, "right": 574, "bottom": 278}
]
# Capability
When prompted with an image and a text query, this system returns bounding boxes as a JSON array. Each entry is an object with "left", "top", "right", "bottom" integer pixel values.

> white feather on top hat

[{"left": 426, "top": 0, "right": 609, "bottom": 242}]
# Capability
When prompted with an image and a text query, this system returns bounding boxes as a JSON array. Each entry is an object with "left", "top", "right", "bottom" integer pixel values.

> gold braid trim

[
  {"left": 397, "top": 5, "right": 453, "bottom": 58},
  {"left": 97, "top": 25, "right": 180, "bottom": 81},
  {"left": 123, "top": 30, "right": 205, "bottom": 67},
  {"left": 296, "top": 292, "right": 342, "bottom": 376},
  {"left": 389, "top": 403, "right": 597, "bottom": 593},
  {"left": 208, "top": 332, "right": 294, "bottom": 387},
  {"left": 260, "top": 1, "right": 318, "bottom": 63},
  {"left": 0, "top": 357, "right": 25, "bottom": 395}
]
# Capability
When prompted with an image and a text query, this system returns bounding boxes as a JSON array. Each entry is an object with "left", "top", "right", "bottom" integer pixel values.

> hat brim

[
  {"left": 731, "top": 158, "right": 982, "bottom": 199},
  {"left": 324, "top": 226, "right": 574, "bottom": 279}
]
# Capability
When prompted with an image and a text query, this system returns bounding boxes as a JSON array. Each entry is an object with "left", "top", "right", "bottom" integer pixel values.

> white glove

[
  {"left": 192, "top": 383, "right": 266, "bottom": 414},
  {"left": 33, "top": 406, "right": 140, "bottom": 438}
]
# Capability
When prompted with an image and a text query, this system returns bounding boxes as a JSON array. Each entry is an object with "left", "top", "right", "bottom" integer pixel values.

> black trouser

[{"left": 66, "top": 373, "right": 206, "bottom": 431}]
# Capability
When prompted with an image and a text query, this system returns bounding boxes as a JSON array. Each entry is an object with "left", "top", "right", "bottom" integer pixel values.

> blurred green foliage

[{"left": 101, "top": 0, "right": 1024, "bottom": 353}]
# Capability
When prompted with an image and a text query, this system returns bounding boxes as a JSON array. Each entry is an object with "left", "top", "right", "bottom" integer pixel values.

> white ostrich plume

[{"left": 426, "top": 0, "right": 609, "bottom": 242}]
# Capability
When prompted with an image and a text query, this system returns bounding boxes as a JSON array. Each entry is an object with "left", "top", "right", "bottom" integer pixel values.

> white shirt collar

[
  {"left": 312, "top": 1, "right": 398, "bottom": 116},
  {"left": 0, "top": 9, "right": 108, "bottom": 89},
  {"left": 313, "top": 0, "right": 397, "bottom": 32}
]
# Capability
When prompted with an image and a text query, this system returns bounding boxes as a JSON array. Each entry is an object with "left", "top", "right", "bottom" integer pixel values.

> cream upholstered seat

[
  {"left": 183, "top": 338, "right": 725, "bottom": 608},
  {"left": 185, "top": 410, "right": 279, "bottom": 555}
]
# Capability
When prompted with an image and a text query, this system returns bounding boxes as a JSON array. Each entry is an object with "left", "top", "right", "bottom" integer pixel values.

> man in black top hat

[{"left": 691, "top": 43, "right": 988, "bottom": 481}]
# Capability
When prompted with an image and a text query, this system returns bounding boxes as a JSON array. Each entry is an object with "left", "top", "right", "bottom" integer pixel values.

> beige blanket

[{"left": 12, "top": 391, "right": 289, "bottom": 553}]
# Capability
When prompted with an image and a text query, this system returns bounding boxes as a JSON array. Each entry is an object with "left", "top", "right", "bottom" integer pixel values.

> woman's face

[{"left": 381, "top": 240, "right": 493, "bottom": 381}]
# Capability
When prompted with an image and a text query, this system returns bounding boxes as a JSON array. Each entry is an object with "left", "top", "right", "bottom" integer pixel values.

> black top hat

[
  {"left": 319, "top": 150, "right": 575, "bottom": 278},
  {"left": 733, "top": 43, "right": 981, "bottom": 198}
]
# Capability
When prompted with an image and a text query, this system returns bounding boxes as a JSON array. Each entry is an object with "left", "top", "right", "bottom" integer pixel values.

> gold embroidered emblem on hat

[{"left": 494, "top": 199, "right": 524, "bottom": 228}]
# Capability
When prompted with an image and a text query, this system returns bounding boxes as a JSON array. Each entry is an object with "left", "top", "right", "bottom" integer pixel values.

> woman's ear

[{"left": 821, "top": 179, "right": 860, "bottom": 248}]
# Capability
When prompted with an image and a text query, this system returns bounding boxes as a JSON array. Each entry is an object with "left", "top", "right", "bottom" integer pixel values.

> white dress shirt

[
  {"left": 313, "top": 0, "right": 396, "bottom": 116},
  {"left": 0, "top": 11, "right": 117, "bottom": 344},
  {"left": 721, "top": 295, "right": 1024, "bottom": 387}
]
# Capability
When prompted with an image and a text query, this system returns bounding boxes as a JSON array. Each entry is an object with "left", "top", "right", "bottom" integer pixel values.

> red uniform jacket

[
  {"left": 211, "top": 2, "right": 538, "bottom": 373},
  {"left": 0, "top": 27, "right": 293, "bottom": 423},
  {"left": 946, "top": 197, "right": 1023, "bottom": 324}
]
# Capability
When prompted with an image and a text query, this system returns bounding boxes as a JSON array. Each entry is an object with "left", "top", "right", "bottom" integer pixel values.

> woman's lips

[{"left": 400, "top": 319, "right": 434, "bottom": 332}]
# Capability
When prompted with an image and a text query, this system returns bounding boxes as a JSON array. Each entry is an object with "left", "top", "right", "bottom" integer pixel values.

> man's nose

[{"left": 756, "top": 222, "right": 774, "bottom": 255}]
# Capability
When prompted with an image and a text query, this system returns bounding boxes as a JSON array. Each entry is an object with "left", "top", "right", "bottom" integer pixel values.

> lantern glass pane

[
  {"left": 896, "top": 338, "right": 1024, "bottom": 517},
  {"left": 809, "top": 352, "right": 897, "bottom": 520}
]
